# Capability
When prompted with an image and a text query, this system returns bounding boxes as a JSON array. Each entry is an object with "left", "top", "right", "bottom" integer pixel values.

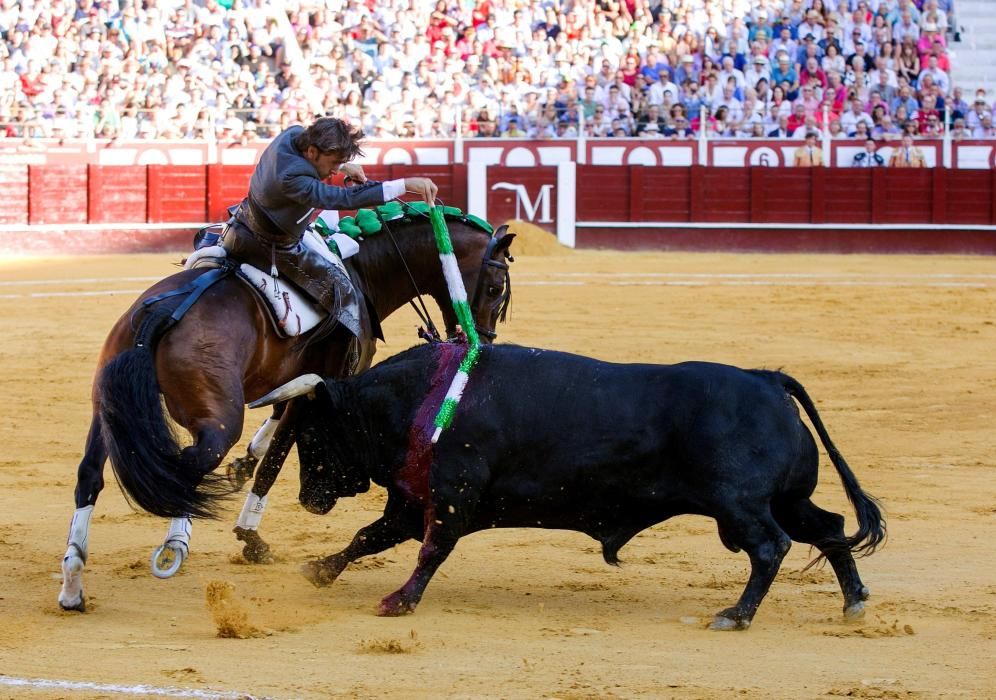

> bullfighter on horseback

[{"left": 222, "top": 116, "right": 438, "bottom": 332}]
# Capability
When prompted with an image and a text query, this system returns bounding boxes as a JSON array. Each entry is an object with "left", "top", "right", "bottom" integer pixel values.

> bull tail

[
  {"left": 768, "top": 371, "right": 887, "bottom": 558},
  {"left": 99, "top": 319, "right": 227, "bottom": 519}
]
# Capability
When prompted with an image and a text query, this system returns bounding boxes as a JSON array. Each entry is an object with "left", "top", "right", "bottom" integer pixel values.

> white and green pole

[{"left": 430, "top": 205, "right": 481, "bottom": 443}]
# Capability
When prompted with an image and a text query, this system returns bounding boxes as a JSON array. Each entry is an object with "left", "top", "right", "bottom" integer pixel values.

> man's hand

[
  {"left": 404, "top": 177, "right": 438, "bottom": 204},
  {"left": 339, "top": 162, "right": 367, "bottom": 184}
]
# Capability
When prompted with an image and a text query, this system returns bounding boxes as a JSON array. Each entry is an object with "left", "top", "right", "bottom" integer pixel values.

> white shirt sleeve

[{"left": 382, "top": 178, "right": 406, "bottom": 200}]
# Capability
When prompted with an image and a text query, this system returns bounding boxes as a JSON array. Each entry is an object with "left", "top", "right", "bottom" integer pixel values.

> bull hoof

[
  {"left": 301, "top": 560, "right": 341, "bottom": 588},
  {"left": 709, "top": 615, "right": 750, "bottom": 631},
  {"left": 844, "top": 601, "right": 866, "bottom": 621},
  {"left": 377, "top": 593, "right": 416, "bottom": 617}
]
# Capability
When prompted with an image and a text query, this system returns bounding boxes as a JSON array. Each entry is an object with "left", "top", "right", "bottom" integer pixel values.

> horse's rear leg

[
  {"left": 151, "top": 413, "right": 243, "bottom": 578},
  {"left": 59, "top": 416, "right": 107, "bottom": 611}
]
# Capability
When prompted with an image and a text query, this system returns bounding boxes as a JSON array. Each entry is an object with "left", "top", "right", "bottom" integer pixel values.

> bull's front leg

[
  {"left": 377, "top": 521, "right": 459, "bottom": 617},
  {"left": 302, "top": 495, "right": 420, "bottom": 587}
]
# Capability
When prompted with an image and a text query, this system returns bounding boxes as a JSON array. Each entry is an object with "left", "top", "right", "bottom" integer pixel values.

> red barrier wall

[
  {"left": 148, "top": 165, "right": 207, "bottom": 223},
  {"left": 575, "top": 165, "right": 996, "bottom": 227},
  {"left": 3, "top": 164, "right": 995, "bottom": 255},
  {"left": 88, "top": 166, "right": 147, "bottom": 223},
  {"left": 0, "top": 165, "right": 29, "bottom": 225},
  {"left": 29, "top": 166, "right": 87, "bottom": 225}
]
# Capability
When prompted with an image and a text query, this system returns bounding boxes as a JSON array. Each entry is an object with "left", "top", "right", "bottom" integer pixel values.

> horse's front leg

[
  {"left": 225, "top": 405, "right": 285, "bottom": 489},
  {"left": 60, "top": 415, "right": 106, "bottom": 611},
  {"left": 233, "top": 399, "right": 300, "bottom": 564}
]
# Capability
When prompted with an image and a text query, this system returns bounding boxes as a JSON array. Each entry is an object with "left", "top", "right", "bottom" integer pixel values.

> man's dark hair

[{"left": 293, "top": 117, "right": 365, "bottom": 160}]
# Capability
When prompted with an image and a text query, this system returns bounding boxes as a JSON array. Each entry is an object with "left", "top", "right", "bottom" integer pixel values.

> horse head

[{"left": 467, "top": 225, "right": 515, "bottom": 343}]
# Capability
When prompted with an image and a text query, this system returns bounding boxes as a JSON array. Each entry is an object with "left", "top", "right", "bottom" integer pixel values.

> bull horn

[{"left": 248, "top": 374, "right": 325, "bottom": 409}]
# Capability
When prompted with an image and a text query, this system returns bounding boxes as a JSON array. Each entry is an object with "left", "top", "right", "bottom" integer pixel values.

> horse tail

[
  {"left": 98, "top": 311, "right": 227, "bottom": 519},
  {"left": 765, "top": 371, "right": 887, "bottom": 558}
]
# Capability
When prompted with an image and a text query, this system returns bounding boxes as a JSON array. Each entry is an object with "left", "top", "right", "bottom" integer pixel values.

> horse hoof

[
  {"left": 226, "top": 456, "right": 258, "bottom": 490},
  {"left": 859, "top": 585, "right": 870, "bottom": 601},
  {"left": 844, "top": 601, "right": 866, "bottom": 620},
  {"left": 243, "top": 545, "right": 273, "bottom": 565},
  {"left": 59, "top": 554, "right": 86, "bottom": 612},
  {"left": 58, "top": 593, "right": 86, "bottom": 612},
  {"left": 150, "top": 544, "right": 186, "bottom": 579},
  {"left": 709, "top": 615, "right": 749, "bottom": 631}
]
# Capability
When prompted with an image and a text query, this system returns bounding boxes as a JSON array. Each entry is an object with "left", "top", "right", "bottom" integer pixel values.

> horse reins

[{"left": 379, "top": 214, "right": 444, "bottom": 342}]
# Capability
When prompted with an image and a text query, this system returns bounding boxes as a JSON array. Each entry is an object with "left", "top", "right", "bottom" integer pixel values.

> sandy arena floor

[{"left": 0, "top": 246, "right": 994, "bottom": 699}]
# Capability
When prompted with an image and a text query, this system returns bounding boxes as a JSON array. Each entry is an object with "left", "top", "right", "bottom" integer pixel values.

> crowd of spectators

[{"left": 1, "top": 0, "right": 992, "bottom": 144}]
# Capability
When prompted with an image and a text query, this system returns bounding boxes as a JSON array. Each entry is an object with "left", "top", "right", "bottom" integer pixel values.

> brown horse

[{"left": 58, "top": 217, "right": 514, "bottom": 610}]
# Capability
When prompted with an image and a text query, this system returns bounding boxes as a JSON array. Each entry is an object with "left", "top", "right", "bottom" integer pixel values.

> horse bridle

[{"left": 469, "top": 232, "right": 513, "bottom": 341}]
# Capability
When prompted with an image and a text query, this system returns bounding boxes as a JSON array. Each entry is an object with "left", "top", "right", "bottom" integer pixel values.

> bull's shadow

[{"left": 250, "top": 341, "right": 886, "bottom": 631}]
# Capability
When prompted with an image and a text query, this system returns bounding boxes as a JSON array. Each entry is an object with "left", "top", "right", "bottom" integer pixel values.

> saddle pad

[
  {"left": 185, "top": 233, "right": 361, "bottom": 338},
  {"left": 185, "top": 243, "right": 326, "bottom": 337},
  {"left": 238, "top": 264, "right": 326, "bottom": 337}
]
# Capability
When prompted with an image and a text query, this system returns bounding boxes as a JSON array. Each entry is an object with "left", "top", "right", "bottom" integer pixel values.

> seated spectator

[
  {"left": 950, "top": 118, "right": 969, "bottom": 141},
  {"left": 873, "top": 114, "right": 903, "bottom": 140},
  {"left": 966, "top": 95, "right": 993, "bottom": 129},
  {"left": 917, "top": 23, "right": 946, "bottom": 64},
  {"left": 913, "top": 94, "right": 941, "bottom": 134},
  {"left": 852, "top": 138, "right": 886, "bottom": 167},
  {"left": 664, "top": 114, "right": 694, "bottom": 139},
  {"left": 889, "top": 133, "right": 926, "bottom": 167},
  {"left": 799, "top": 58, "right": 830, "bottom": 90},
  {"left": 648, "top": 68, "right": 679, "bottom": 107},
  {"left": 793, "top": 131, "right": 824, "bottom": 166},
  {"left": 795, "top": 85, "right": 821, "bottom": 116},
  {"left": 787, "top": 102, "right": 809, "bottom": 134},
  {"left": 896, "top": 40, "right": 920, "bottom": 86},
  {"left": 973, "top": 114, "right": 996, "bottom": 139},
  {"left": 768, "top": 114, "right": 791, "bottom": 137},
  {"left": 822, "top": 43, "right": 846, "bottom": 75},
  {"left": 918, "top": 55, "right": 950, "bottom": 95},
  {"left": 793, "top": 114, "right": 824, "bottom": 139},
  {"left": 840, "top": 97, "right": 875, "bottom": 135},
  {"left": 636, "top": 105, "right": 667, "bottom": 137},
  {"left": 770, "top": 54, "right": 800, "bottom": 98}
]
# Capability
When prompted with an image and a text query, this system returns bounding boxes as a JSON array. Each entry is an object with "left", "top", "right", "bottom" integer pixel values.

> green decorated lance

[{"left": 430, "top": 205, "right": 481, "bottom": 443}]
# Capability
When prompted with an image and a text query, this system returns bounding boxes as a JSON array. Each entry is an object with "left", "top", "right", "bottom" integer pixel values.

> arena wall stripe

[
  {"left": 29, "top": 165, "right": 88, "bottom": 225},
  {"left": 88, "top": 166, "right": 148, "bottom": 223},
  {"left": 0, "top": 165, "right": 29, "bottom": 225}
]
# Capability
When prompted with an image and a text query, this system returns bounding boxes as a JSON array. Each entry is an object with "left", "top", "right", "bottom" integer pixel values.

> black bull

[{"left": 267, "top": 343, "right": 885, "bottom": 629}]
